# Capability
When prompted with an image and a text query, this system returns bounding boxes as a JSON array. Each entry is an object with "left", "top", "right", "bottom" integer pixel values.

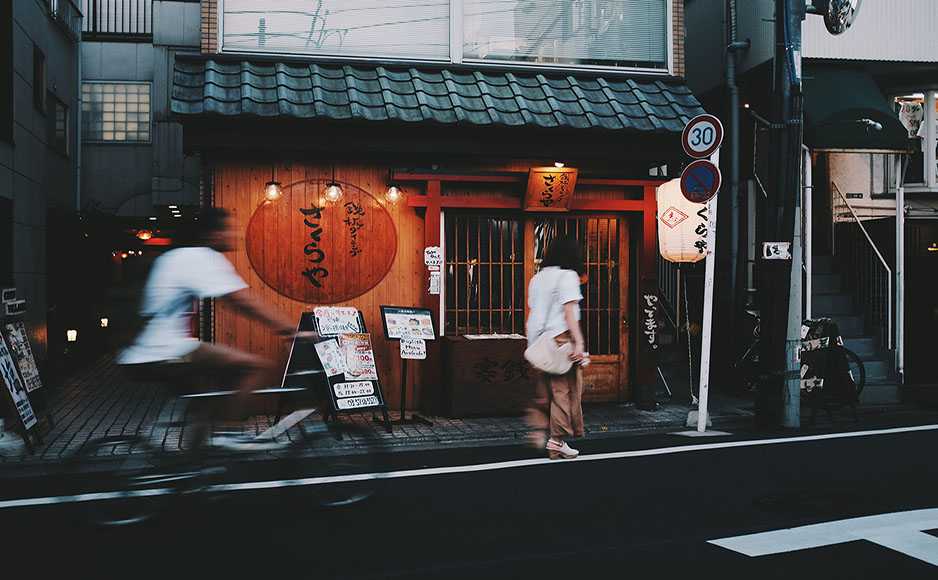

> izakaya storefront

[{"left": 173, "top": 55, "right": 705, "bottom": 414}]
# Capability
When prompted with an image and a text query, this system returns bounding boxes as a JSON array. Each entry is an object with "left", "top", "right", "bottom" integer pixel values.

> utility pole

[{"left": 757, "top": 0, "right": 804, "bottom": 429}]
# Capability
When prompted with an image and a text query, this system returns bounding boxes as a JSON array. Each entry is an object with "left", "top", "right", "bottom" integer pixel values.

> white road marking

[
  {"left": 710, "top": 508, "right": 938, "bottom": 566},
  {"left": 2, "top": 423, "right": 938, "bottom": 510}
]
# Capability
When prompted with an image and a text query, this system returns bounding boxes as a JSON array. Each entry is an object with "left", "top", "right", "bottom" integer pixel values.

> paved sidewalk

[{"left": 0, "top": 355, "right": 767, "bottom": 469}]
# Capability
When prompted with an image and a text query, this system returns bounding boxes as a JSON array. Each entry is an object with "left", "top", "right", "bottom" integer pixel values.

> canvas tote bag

[{"left": 523, "top": 272, "right": 573, "bottom": 375}]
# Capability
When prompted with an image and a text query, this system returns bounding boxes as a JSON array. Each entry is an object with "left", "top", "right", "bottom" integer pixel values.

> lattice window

[
  {"left": 82, "top": 82, "right": 151, "bottom": 143},
  {"left": 445, "top": 213, "right": 525, "bottom": 335}
]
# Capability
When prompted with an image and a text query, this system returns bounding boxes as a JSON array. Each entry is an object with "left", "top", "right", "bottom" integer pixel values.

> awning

[
  {"left": 171, "top": 54, "right": 705, "bottom": 134},
  {"left": 803, "top": 63, "right": 910, "bottom": 151}
]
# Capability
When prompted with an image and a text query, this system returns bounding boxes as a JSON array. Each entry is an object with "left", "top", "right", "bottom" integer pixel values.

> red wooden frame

[{"left": 397, "top": 170, "right": 664, "bottom": 406}]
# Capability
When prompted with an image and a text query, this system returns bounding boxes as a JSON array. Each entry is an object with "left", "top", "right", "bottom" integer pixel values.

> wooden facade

[{"left": 211, "top": 157, "right": 664, "bottom": 412}]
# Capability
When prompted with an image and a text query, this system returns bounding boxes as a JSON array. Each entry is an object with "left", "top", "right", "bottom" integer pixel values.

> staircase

[{"left": 812, "top": 256, "right": 898, "bottom": 404}]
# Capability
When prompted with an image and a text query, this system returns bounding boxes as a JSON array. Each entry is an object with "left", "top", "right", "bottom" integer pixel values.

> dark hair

[
  {"left": 178, "top": 207, "right": 231, "bottom": 245},
  {"left": 541, "top": 235, "right": 583, "bottom": 274}
]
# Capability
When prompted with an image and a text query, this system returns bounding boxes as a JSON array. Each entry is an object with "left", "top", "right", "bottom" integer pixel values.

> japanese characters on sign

[
  {"left": 3, "top": 321, "right": 42, "bottom": 392},
  {"left": 0, "top": 339, "right": 36, "bottom": 430},
  {"left": 338, "top": 333, "right": 380, "bottom": 381},
  {"left": 473, "top": 357, "right": 530, "bottom": 384},
  {"left": 656, "top": 178, "right": 709, "bottom": 264},
  {"left": 300, "top": 205, "right": 329, "bottom": 288},
  {"left": 429, "top": 271, "right": 442, "bottom": 295},
  {"left": 524, "top": 167, "right": 578, "bottom": 211},
  {"left": 343, "top": 201, "right": 366, "bottom": 257},
  {"left": 424, "top": 246, "right": 442, "bottom": 268},
  {"left": 642, "top": 294, "right": 660, "bottom": 352},
  {"left": 333, "top": 381, "right": 375, "bottom": 399},
  {"left": 313, "top": 306, "right": 362, "bottom": 336},
  {"left": 245, "top": 180, "right": 398, "bottom": 304}
]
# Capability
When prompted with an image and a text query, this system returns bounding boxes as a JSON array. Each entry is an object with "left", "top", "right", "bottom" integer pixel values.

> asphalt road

[{"left": 3, "top": 420, "right": 938, "bottom": 579}]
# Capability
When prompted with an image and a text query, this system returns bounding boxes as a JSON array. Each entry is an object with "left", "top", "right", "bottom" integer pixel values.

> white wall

[
  {"left": 828, "top": 152, "right": 896, "bottom": 222},
  {"left": 803, "top": 0, "right": 938, "bottom": 63}
]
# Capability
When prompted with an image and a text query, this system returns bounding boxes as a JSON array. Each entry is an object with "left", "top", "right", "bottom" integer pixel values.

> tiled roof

[{"left": 171, "top": 56, "right": 705, "bottom": 133}]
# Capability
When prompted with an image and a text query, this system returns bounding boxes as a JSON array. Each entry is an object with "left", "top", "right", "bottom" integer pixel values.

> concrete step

[
  {"left": 862, "top": 359, "right": 892, "bottom": 381},
  {"left": 812, "top": 255, "right": 835, "bottom": 274},
  {"left": 859, "top": 383, "right": 900, "bottom": 405},
  {"left": 812, "top": 273, "right": 842, "bottom": 294},
  {"left": 812, "top": 294, "right": 854, "bottom": 316},
  {"left": 829, "top": 314, "right": 865, "bottom": 337},
  {"left": 843, "top": 337, "right": 878, "bottom": 358}
]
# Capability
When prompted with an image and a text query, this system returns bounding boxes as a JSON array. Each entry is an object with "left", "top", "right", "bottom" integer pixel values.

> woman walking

[{"left": 525, "top": 235, "right": 588, "bottom": 460}]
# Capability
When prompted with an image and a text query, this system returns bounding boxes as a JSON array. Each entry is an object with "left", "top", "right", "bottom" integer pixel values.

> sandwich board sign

[{"left": 281, "top": 311, "right": 391, "bottom": 430}]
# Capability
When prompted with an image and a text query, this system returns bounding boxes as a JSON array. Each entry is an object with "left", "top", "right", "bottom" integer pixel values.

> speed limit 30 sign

[{"left": 682, "top": 114, "right": 724, "bottom": 159}]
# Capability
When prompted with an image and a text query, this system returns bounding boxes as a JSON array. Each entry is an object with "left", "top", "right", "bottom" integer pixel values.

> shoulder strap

[{"left": 536, "top": 269, "right": 564, "bottom": 339}]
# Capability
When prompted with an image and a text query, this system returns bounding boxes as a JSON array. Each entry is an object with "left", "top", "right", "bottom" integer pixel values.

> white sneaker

[
  {"left": 546, "top": 438, "right": 579, "bottom": 459},
  {"left": 0, "top": 431, "right": 27, "bottom": 458}
]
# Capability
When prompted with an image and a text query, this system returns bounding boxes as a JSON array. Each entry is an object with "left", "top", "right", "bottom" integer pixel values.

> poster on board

[
  {"left": 338, "top": 333, "right": 379, "bottom": 381},
  {"left": 313, "top": 307, "right": 363, "bottom": 336},
  {"left": 3, "top": 321, "right": 43, "bottom": 392},
  {"left": 0, "top": 339, "right": 36, "bottom": 430},
  {"left": 380, "top": 306, "right": 436, "bottom": 340},
  {"left": 400, "top": 338, "right": 427, "bottom": 360}
]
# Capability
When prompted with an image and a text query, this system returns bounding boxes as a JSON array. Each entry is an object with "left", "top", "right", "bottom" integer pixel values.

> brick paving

[{"left": 1, "top": 355, "right": 758, "bottom": 468}]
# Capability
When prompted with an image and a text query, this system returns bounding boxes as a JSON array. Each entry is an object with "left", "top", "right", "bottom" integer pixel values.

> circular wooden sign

[{"left": 246, "top": 179, "right": 398, "bottom": 304}]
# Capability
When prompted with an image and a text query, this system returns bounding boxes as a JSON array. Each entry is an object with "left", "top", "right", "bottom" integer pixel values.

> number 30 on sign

[{"left": 682, "top": 114, "right": 724, "bottom": 159}]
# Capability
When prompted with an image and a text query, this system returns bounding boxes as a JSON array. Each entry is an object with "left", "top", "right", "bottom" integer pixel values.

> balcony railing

[
  {"left": 81, "top": 0, "right": 152, "bottom": 40},
  {"left": 50, "top": 0, "right": 83, "bottom": 41}
]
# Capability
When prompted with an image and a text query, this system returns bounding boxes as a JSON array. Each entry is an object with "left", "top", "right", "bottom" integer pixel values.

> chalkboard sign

[
  {"left": 281, "top": 311, "right": 391, "bottom": 430},
  {"left": 380, "top": 306, "right": 436, "bottom": 340}
]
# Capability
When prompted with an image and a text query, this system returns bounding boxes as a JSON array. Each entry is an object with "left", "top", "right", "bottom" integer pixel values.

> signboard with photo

[
  {"left": 0, "top": 339, "right": 37, "bottom": 430},
  {"left": 281, "top": 311, "right": 390, "bottom": 428},
  {"left": 4, "top": 321, "right": 43, "bottom": 392},
  {"left": 380, "top": 306, "right": 436, "bottom": 340}
]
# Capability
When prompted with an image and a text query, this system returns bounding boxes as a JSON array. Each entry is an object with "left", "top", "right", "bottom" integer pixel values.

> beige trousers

[{"left": 526, "top": 336, "right": 585, "bottom": 439}]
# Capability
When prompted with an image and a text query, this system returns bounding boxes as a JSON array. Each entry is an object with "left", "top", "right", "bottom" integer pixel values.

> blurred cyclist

[{"left": 119, "top": 208, "right": 302, "bottom": 449}]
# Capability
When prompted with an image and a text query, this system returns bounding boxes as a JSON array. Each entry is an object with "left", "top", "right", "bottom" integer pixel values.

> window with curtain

[
  {"left": 445, "top": 213, "right": 525, "bottom": 335},
  {"left": 464, "top": 0, "right": 668, "bottom": 69}
]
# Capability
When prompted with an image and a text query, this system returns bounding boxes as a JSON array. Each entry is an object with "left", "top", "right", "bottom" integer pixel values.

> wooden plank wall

[{"left": 213, "top": 162, "right": 426, "bottom": 409}]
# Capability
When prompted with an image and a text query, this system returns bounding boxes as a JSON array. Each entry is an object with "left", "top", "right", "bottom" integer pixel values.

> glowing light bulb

[
  {"left": 385, "top": 185, "right": 403, "bottom": 205},
  {"left": 264, "top": 181, "right": 283, "bottom": 201},
  {"left": 323, "top": 182, "right": 344, "bottom": 203}
]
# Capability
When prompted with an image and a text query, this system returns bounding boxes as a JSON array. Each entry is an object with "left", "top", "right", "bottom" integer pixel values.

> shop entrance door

[{"left": 525, "top": 216, "right": 630, "bottom": 402}]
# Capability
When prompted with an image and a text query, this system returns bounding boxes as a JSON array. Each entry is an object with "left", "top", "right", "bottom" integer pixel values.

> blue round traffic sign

[{"left": 680, "top": 160, "right": 722, "bottom": 204}]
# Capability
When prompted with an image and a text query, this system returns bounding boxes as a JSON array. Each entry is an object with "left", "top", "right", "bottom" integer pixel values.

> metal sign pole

[{"left": 697, "top": 149, "right": 720, "bottom": 432}]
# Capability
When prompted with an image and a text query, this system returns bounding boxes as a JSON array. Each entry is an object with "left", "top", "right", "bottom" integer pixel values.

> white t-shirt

[
  {"left": 526, "top": 266, "right": 583, "bottom": 343},
  {"left": 118, "top": 247, "right": 248, "bottom": 364}
]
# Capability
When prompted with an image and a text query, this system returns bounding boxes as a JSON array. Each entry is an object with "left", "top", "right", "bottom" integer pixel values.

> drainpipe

[
  {"left": 726, "top": 0, "right": 749, "bottom": 370},
  {"left": 75, "top": 8, "right": 82, "bottom": 212}
]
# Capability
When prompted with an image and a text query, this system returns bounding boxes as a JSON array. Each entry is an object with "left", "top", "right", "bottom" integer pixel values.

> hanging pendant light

[
  {"left": 264, "top": 164, "right": 283, "bottom": 201},
  {"left": 385, "top": 184, "right": 404, "bottom": 206},
  {"left": 323, "top": 163, "right": 344, "bottom": 204}
]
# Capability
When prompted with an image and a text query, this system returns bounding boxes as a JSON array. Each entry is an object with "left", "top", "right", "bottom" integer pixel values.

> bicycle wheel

[
  {"left": 66, "top": 436, "right": 175, "bottom": 527},
  {"left": 287, "top": 421, "right": 388, "bottom": 509},
  {"left": 841, "top": 347, "right": 866, "bottom": 397}
]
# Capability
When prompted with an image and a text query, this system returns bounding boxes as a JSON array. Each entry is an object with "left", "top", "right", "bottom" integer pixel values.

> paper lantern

[{"left": 657, "top": 178, "right": 708, "bottom": 263}]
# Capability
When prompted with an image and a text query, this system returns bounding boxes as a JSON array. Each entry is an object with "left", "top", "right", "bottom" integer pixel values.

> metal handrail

[{"left": 832, "top": 182, "right": 893, "bottom": 350}]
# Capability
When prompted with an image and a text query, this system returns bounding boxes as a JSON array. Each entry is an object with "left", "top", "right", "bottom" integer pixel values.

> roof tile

[{"left": 171, "top": 57, "right": 705, "bottom": 133}]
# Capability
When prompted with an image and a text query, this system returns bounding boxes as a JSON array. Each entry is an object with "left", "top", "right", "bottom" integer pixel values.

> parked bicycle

[
  {"left": 732, "top": 311, "right": 865, "bottom": 402},
  {"left": 65, "top": 382, "right": 387, "bottom": 527}
]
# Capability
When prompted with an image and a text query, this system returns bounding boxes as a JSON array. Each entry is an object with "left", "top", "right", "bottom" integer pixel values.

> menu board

[
  {"left": 4, "top": 322, "right": 42, "bottom": 392},
  {"left": 313, "top": 306, "right": 363, "bottom": 336},
  {"left": 281, "top": 311, "right": 387, "bottom": 417},
  {"left": 380, "top": 306, "right": 436, "bottom": 340},
  {"left": 0, "top": 339, "right": 36, "bottom": 430}
]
